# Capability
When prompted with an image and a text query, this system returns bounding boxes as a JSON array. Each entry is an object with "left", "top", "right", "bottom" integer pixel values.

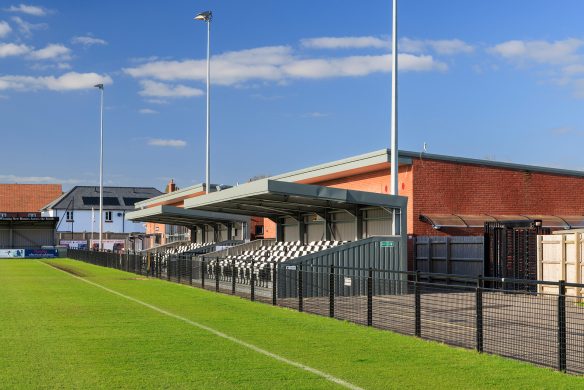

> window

[
  {"left": 0, "top": 213, "right": 7, "bottom": 218},
  {"left": 66, "top": 211, "right": 74, "bottom": 221},
  {"left": 255, "top": 225, "right": 264, "bottom": 235},
  {"left": 105, "top": 211, "right": 113, "bottom": 222}
]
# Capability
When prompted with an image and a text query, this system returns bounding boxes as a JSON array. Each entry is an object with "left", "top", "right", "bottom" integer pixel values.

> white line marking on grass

[{"left": 41, "top": 261, "right": 363, "bottom": 390}]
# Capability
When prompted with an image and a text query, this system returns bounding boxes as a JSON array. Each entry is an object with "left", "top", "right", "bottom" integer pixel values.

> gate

[{"left": 484, "top": 220, "right": 549, "bottom": 288}]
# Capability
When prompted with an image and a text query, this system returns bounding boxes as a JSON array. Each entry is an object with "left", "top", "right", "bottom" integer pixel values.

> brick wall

[
  {"left": 0, "top": 184, "right": 62, "bottom": 213},
  {"left": 412, "top": 158, "right": 584, "bottom": 236}
]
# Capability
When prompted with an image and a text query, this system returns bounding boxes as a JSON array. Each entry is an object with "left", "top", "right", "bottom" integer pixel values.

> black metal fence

[{"left": 67, "top": 249, "right": 584, "bottom": 375}]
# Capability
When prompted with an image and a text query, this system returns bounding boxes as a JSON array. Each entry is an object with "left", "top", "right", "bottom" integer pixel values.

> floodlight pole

[
  {"left": 206, "top": 17, "right": 211, "bottom": 194},
  {"left": 95, "top": 83, "right": 104, "bottom": 251},
  {"left": 390, "top": 0, "right": 399, "bottom": 234},
  {"left": 195, "top": 11, "right": 213, "bottom": 194}
]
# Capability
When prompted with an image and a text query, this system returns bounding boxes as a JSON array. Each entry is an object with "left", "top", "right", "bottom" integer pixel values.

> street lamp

[
  {"left": 194, "top": 10, "right": 212, "bottom": 194},
  {"left": 94, "top": 83, "right": 104, "bottom": 251}
]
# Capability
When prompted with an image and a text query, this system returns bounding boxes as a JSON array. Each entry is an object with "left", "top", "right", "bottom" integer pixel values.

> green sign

[{"left": 380, "top": 241, "right": 395, "bottom": 248}]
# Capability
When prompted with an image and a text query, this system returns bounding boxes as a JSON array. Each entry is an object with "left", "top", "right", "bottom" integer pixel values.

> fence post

[
  {"left": 232, "top": 258, "right": 236, "bottom": 295},
  {"left": 329, "top": 264, "right": 335, "bottom": 318},
  {"left": 189, "top": 257, "right": 193, "bottom": 286},
  {"left": 558, "top": 280, "right": 567, "bottom": 372},
  {"left": 476, "top": 275, "right": 484, "bottom": 353},
  {"left": 250, "top": 260, "right": 255, "bottom": 301},
  {"left": 201, "top": 258, "right": 205, "bottom": 288},
  {"left": 415, "top": 271, "right": 421, "bottom": 337},
  {"left": 298, "top": 265, "right": 303, "bottom": 312},
  {"left": 158, "top": 254, "right": 161, "bottom": 278},
  {"left": 367, "top": 268, "right": 373, "bottom": 327},
  {"left": 215, "top": 259, "right": 220, "bottom": 292},
  {"left": 272, "top": 264, "right": 277, "bottom": 306},
  {"left": 178, "top": 257, "right": 181, "bottom": 284}
]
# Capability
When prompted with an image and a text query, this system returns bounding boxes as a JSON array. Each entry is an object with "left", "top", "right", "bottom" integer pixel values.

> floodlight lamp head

[
  {"left": 94, "top": 83, "right": 104, "bottom": 90},
  {"left": 194, "top": 11, "right": 212, "bottom": 22}
]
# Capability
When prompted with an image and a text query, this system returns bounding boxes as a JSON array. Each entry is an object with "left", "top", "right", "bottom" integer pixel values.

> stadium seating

[
  {"left": 211, "top": 240, "right": 348, "bottom": 281},
  {"left": 158, "top": 242, "right": 212, "bottom": 262}
]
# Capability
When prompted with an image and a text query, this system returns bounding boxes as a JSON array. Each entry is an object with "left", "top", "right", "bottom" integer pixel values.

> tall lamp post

[
  {"left": 194, "top": 10, "right": 212, "bottom": 194},
  {"left": 94, "top": 83, "right": 104, "bottom": 250},
  {"left": 390, "top": 0, "right": 399, "bottom": 234}
]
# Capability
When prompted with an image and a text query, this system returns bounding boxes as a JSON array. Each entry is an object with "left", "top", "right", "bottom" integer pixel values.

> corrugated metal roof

[
  {"left": 183, "top": 179, "right": 407, "bottom": 218},
  {"left": 126, "top": 205, "right": 250, "bottom": 227}
]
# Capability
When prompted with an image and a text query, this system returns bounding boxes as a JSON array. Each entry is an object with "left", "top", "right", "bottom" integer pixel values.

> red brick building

[
  {"left": 262, "top": 149, "right": 584, "bottom": 237},
  {"left": 132, "top": 149, "right": 584, "bottom": 248}
]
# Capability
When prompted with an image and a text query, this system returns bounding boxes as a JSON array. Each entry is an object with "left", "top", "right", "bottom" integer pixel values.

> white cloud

[
  {"left": 301, "top": 112, "right": 329, "bottom": 118},
  {"left": 29, "top": 43, "right": 71, "bottom": 60},
  {"left": 124, "top": 45, "right": 447, "bottom": 87},
  {"left": 138, "top": 80, "right": 203, "bottom": 98},
  {"left": 550, "top": 126, "right": 576, "bottom": 135},
  {"left": 489, "top": 39, "right": 583, "bottom": 65},
  {"left": 0, "top": 21, "right": 12, "bottom": 38},
  {"left": 28, "top": 62, "right": 71, "bottom": 71},
  {"left": 5, "top": 4, "right": 48, "bottom": 16},
  {"left": 301, "top": 36, "right": 388, "bottom": 49},
  {"left": 148, "top": 139, "right": 186, "bottom": 148},
  {"left": 144, "top": 98, "right": 169, "bottom": 105},
  {"left": 0, "top": 174, "right": 82, "bottom": 184},
  {"left": 572, "top": 79, "right": 584, "bottom": 99},
  {"left": 563, "top": 64, "right": 584, "bottom": 75},
  {"left": 125, "top": 46, "right": 292, "bottom": 85},
  {"left": 11, "top": 16, "right": 46, "bottom": 37},
  {"left": 284, "top": 53, "right": 446, "bottom": 78},
  {"left": 72, "top": 36, "right": 107, "bottom": 46},
  {"left": 0, "top": 72, "right": 113, "bottom": 92},
  {"left": 139, "top": 108, "right": 158, "bottom": 114},
  {"left": 0, "top": 42, "right": 30, "bottom": 57},
  {"left": 400, "top": 38, "right": 474, "bottom": 55},
  {"left": 0, "top": 42, "right": 72, "bottom": 62}
]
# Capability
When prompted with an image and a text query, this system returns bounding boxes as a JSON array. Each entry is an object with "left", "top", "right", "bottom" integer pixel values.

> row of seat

[
  {"left": 209, "top": 240, "right": 348, "bottom": 280},
  {"left": 158, "top": 242, "right": 212, "bottom": 261}
]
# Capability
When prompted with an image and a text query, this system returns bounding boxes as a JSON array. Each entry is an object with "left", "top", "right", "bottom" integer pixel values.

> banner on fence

[
  {"left": 60, "top": 240, "right": 88, "bottom": 250},
  {"left": 90, "top": 239, "right": 125, "bottom": 252},
  {"left": 24, "top": 249, "right": 59, "bottom": 258},
  {"left": 0, "top": 249, "right": 25, "bottom": 258}
]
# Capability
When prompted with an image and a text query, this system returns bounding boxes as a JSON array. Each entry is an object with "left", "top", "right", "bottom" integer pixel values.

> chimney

[{"left": 165, "top": 179, "right": 176, "bottom": 194}]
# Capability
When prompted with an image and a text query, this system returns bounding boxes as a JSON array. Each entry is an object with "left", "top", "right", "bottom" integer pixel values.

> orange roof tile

[{"left": 0, "top": 184, "right": 63, "bottom": 213}]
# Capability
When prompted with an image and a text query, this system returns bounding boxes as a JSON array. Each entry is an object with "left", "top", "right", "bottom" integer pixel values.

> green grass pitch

[{"left": 0, "top": 259, "right": 583, "bottom": 389}]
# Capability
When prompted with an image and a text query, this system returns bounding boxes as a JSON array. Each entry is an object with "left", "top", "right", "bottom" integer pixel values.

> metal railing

[{"left": 67, "top": 249, "right": 584, "bottom": 375}]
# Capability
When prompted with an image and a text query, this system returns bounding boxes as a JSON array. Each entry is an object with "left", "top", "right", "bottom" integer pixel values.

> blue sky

[{"left": 2, "top": 1, "right": 584, "bottom": 191}]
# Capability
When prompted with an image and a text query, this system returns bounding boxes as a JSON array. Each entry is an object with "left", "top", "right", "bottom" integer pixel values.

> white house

[{"left": 41, "top": 186, "right": 163, "bottom": 234}]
